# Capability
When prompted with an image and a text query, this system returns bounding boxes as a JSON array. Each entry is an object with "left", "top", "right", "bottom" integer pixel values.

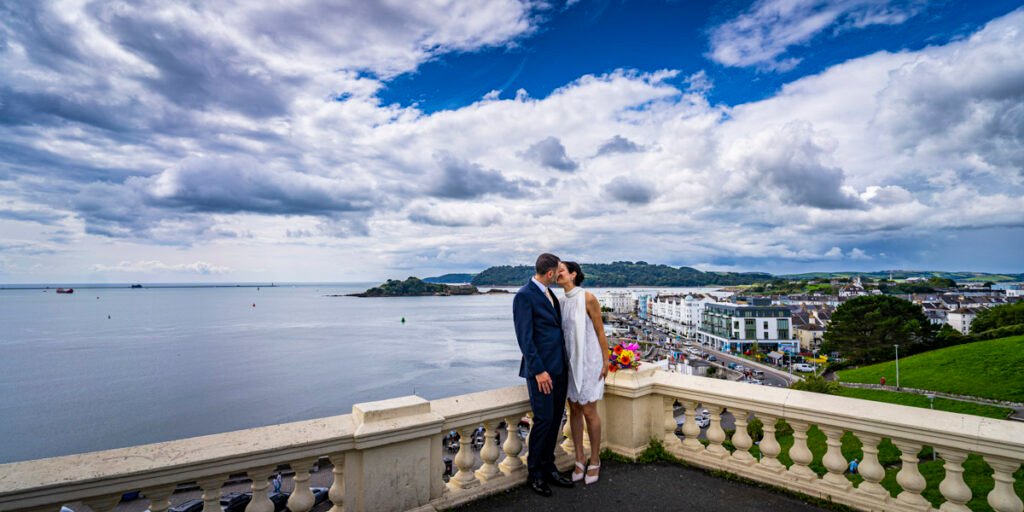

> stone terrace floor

[{"left": 454, "top": 460, "right": 831, "bottom": 512}]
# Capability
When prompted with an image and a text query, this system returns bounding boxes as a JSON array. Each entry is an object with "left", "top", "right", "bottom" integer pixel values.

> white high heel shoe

[
  {"left": 585, "top": 462, "right": 600, "bottom": 485},
  {"left": 572, "top": 461, "right": 586, "bottom": 482}
]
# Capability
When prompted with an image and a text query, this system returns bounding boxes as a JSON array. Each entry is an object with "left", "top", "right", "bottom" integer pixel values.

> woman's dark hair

[
  {"left": 535, "top": 253, "right": 561, "bottom": 275},
  {"left": 564, "top": 261, "right": 585, "bottom": 286}
]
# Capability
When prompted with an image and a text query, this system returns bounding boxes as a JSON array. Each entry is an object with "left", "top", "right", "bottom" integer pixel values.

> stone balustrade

[
  {"left": 601, "top": 364, "right": 1024, "bottom": 512},
  {"left": 1, "top": 366, "right": 1021, "bottom": 512}
]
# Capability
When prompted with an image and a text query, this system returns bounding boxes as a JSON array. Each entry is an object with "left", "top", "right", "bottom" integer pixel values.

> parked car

[
  {"left": 752, "top": 370, "right": 765, "bottom": 380},
  {"left": 169, "top": 499, "right": 204, "bottom": 512},
  {"left": 221, "top": 492, "right": 252, "bottom": 512},
  {"left": 269, "top": 492, "right": 290, "bottom": 512},
  {"left": 792, "top": 363, "right": 816, "bottom": 372},
  {"left": 708, "top": 355, "right": 717, "bottom": 362},
  {"left": 311, "top": 487, "right": 330, "bottom": 507}
]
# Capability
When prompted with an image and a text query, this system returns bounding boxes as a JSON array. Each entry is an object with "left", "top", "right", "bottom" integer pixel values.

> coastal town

[{"left": 597, "top": 277, "right": 1024, "bottom": 371}]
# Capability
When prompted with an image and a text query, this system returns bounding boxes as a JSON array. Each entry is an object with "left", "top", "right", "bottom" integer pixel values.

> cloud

[
  {"left": 522, "top": 136, "right": 578, "bottom": 172},
  {"left": 0, "top": 208, "right": 66, "bottom": 225},
  {"left": 408, "top": 203, "right": 504, "bottom": 227},
  {"left": 428, "top": 153, "right": 536, "bottom": 199},
  {"left": 605, "top": 175, "right": 657, "bottom": 205},
  {"left": 91, "top": 260, "right": 230, "bottom": 274},
  {"left": 146, "top": 155, "right": 376, "bottom": 215},
  {"left": 595, "top": 135, "right": 643, "bottom": 156},
  {"left": 708, "top": 0, "right": 926, "bottom": 71}
]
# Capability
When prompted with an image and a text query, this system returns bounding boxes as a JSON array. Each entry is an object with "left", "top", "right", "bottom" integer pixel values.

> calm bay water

[{"left": 0, "top": 283, "right": 717, "bottom": 464}]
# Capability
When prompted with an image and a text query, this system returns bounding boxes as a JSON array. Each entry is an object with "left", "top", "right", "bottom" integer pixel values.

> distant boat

[
  {"left": 131, "top": 284, "right": 143, "bottom": 289},
  {"left": 56, "top": 288, "right": 74, "bottom": 294}
]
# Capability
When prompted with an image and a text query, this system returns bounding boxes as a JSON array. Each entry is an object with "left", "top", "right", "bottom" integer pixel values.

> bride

[{"left": 555, "top": 261, "right": 610, "bottom": 484}]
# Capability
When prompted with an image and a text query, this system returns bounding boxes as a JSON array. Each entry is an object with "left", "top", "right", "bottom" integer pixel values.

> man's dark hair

[
  {"left": 563, "top": 261, "right": 585, "bottom": 286},
  {"left": 535, "top": 253, "right": 561, "bottom": 275}
]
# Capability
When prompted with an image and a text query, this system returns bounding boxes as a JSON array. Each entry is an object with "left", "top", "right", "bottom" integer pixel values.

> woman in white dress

[{"left": 556, "top": 261, "right": 610, "bottom": 484}]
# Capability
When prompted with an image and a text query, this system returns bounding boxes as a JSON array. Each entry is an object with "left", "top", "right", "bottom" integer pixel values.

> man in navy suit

[{"left": 513, "top": 253, "right": 573, "bottom": 496}]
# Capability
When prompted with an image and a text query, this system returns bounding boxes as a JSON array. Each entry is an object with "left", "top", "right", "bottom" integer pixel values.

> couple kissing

[{"left": 513, "top": 253, "right": 611, "bottom": 497}]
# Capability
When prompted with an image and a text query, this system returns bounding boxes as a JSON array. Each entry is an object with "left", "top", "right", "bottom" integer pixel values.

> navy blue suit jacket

[{"left": 513, "top": 279, "right": 567, "bottom": 378}]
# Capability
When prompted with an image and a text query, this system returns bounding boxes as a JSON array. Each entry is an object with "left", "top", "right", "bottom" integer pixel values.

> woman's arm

[{"left": 585, "top": 292, "right": 611, "bottom": 378}]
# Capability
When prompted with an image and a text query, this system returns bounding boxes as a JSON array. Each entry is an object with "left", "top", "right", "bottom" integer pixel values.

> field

[{"left": 836, "top": 335, "right": 1024, "bottom": 403}]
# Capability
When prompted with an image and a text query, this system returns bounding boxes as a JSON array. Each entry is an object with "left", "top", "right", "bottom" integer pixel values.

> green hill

[
  {"left": 781, "top": 270, "right": 1024, "bottom": 282},
  {"left": 423, "top": 273, "right": 476, "bottom": 284},
  {"left": 470, "top": 261, "right": 773, "bottom": 287},
  {"left": 836, "top": 335, "right": 1024, "bottom": 403}
]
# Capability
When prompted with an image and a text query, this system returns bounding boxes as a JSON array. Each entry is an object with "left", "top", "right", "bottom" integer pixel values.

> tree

[
  {"left": 790, "top": 375, "right": 840, "bottom": 394},
  {"left": 821, "top": 296, "right": 935, "bottom": 366},
  {"left": 971, "top": 302, "right": 1024, "bottom": 334}
]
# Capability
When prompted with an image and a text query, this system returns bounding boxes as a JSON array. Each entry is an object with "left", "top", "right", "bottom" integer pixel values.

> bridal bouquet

[{"left": 608, "top": 341, "right": 641, "bottom": 372}]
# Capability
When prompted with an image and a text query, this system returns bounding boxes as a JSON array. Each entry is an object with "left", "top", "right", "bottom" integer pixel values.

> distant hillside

[
  {"left": 423, "top": 273, "right": 476, "bottom": 284},
  {"left": 781, "top": 270, "right": 1024, "bottom": 282},
  {"left": 836, "top": 335, "right": 1024, "bottom": 403},
  {"left": 470, "top": 261, "right": 774, "bottom": 287}
]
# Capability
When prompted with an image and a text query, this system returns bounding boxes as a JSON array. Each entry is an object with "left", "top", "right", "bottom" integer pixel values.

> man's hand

[{"left": 535, "top": 371, "right": 552, "bottom": 394}]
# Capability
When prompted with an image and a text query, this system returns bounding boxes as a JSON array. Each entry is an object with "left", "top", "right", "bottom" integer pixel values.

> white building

[
  {"left": 599, "top": 290, "right": 636, "bottom": 315},
  {"left": 698, "top": 302, "right": 798, "bottom": 354},
  {"left": 947, "top": 308, "right": 977, "bottom": 335}
]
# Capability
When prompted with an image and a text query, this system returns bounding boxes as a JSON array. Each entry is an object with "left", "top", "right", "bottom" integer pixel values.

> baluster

[
  {"left": 448, "top": 426, "right": 480, "bottom": 490},
  {"left": 854, "top": 434, "right": 889, "bottom": 503},
  {"left": 679, "top": 400, "right": 702, "bottom": 452},
  {"left": 729, "top": 408, "right": 755, "bottom": 467},
  {"left": 82, "top": 493, "right": 122, "bottom": 512},
  {"left": 141, "top": 485, "right": 176, "bottom": 512},
  {"left": 757, "top": 415, "right": 784, "bottom": 474},
  {"left": 892, "top": 440, "right": 930, "bottom": 510},
  {"left": 475, "top": 421, "right": 503, "bottom": 481},
  {"left": 499, "top": 415, "right": 525, "bottom": 475},
  {"left": 787, "top": 420, "right": 816, "bottom": 481},
  {"left": 820, "top": 426, "right": 853, "bottom": 492},
  {"left": 984, "top": 455, "right": 1024, "bottom": 512},
  {"left": 936, "top": 449, "right": 971, "bottom": 512},
  {"left": 246, "top": 467, "right": 276, "bottom": 512},
  {"left": 327, "top": 452, "right": 345, "bottom": 512},
  {"left": 705, "top": 405, "right": 728, "bottom": 460},
  {"left": 287, "top": 457, "right": 319, "bottom": 512},
  {"left": 196, "top": 475, "right": 226, "bottom": 512},
  {"left": 663, "top": 396, "right": 683, "bottom": 452},
  {"left": 519, "top": 413, "right": 533, "bottom": 466}
]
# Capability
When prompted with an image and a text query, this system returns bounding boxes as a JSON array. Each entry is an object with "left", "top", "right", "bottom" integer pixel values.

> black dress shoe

[
  {"left": 529, "top": 478, "right": 553, "bottom": 497},
  {"left": 544, "top": 472, "right": 575, "bottom": 488}
]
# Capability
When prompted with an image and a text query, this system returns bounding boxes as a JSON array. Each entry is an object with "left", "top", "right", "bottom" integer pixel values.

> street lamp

[{"left": 894, "top": 344, "right": 900, "bottom": 390}]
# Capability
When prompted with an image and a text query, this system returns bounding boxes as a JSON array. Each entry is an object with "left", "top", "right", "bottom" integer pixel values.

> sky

[{"left": 0, "top": 0, "right": 1022, "bottom": 283}]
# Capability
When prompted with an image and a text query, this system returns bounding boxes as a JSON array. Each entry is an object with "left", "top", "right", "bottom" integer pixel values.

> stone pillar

[
  {"left": 327, "top": 452, "right": 345, "bottom": 512},
  {"left": 346, "top": 395, "right": 445, "bottom": 512},
  {"left": 448, "top": 426, "right": 480, "bottom": 491},
  {"left": 892, "top": 440, "right": 930, "bottom": 511},
  {"left": 819, "top": 427, "right": 852, "bottom": 493},
  {"left": 984, "top": 455, "right": 1024, "bottom": 512},
  {"left": 756, "top": 415, "right": 785, "bottom": 475},
  {"left": 704, "top": 405, "right": 729, "bottom": 461},
  {"left": 475, "top": 421, "right": 503, "bottom": 482},
  {"left": 499, "top": 416, "right": 525, "bottom": 476},
  {"left": 246, "top": 467, "right": 276, "bottom": 512},
  {"left": 82, "top": 494, "right": 122, "bottom": 512},
  {"left": 140, "top": 485, "right": 176, "bottom": 512},
  {"left": 854, "top": 434, "right": 889, "bottom": 504},
  {"left": 196, "top": 475, "right": 227, "bottom": 512},
  {"left": 728, "top": 409, "right": 755, "bottom": 467},
  {"left": 787, "top": 420, "right": 816, "bottom": 482},
  {"left": 680, "top": 400, "right": 703, "bottom": 453},
  {"left": 937, "top": 449, "right": 971, "bottom": 512},
  {"left": 287, "top": 457, "right": 320, "bottom": 512},
  {"left": 600, "top": 365, "right": 660, "bottom": 459},
  {"left": 662, "top": 396, "right": 683, "bottom": 453}
]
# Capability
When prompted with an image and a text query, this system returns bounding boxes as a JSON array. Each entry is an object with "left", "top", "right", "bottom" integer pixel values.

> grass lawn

[
  {"left": 835, "top": 335, "right": 1024, "bottom": 403},
  {"left": 833, "top": 387, "right": 1013, "bottom": 419}
]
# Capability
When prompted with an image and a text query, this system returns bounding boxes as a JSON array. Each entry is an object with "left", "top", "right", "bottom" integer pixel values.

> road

[{"left": 614, "top": 314, "right": 794, "bottom": 388}]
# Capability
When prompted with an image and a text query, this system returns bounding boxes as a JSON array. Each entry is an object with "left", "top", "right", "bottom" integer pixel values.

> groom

[{"left": 513, "top": 253, "right": 573, "bottom": 497}]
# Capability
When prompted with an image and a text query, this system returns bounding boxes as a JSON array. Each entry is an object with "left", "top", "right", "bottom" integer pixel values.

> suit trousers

[{"left": 525, "top": 370, "right": 569, "bottom": 480}]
